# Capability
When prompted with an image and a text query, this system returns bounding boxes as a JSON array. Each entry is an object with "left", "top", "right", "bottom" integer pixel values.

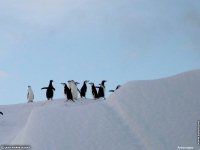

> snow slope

[{"left": 0, "top": 69, "right": 200, "bottom": 150}]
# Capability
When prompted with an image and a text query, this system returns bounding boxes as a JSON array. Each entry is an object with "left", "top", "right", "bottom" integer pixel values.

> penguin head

[
  {"left": 102, "top": 80, "right": 107, "bottom": 83},
  {"left": 89, "top": 82, "right": 94, "bottom": 86},
  {"left": 61, "top": 83, "right": 66, "bottom": 86},
  {"left": 50, "top": 80, "right": 54, "bottom": 83},
  {"left": 101, "top": 80, "right": 107, "bottom": 85},
  {"left": 28, "top": 85, "right": 31, "bottom": 88},
  {"left": 100, "top": 80, "right": 107, "bottom": 87},
  {"left": 84, "top": 80, "right": 89, "bottom": 83},
  {"left": 75, "top": 82, "right": 80, "bottom": 85},
  {"left": 116, "top": 85, "right": 121, "bottom": 90},
  {"left": 70, "top": 80, "right": 75, "bottom": 83}
]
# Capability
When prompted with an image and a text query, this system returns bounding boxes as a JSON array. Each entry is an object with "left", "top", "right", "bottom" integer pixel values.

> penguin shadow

[
  {"left": 41, "top": 101, "right": 51, "bottom": 106},
  {"left": 0, "top": 118, "right": 6, "bottom": 126},
  {"left": 0, "top": 112, "right": 6, "bottom": 126},
  {"left": 64, "top": 98, "right": 99, "bottom": 107}
]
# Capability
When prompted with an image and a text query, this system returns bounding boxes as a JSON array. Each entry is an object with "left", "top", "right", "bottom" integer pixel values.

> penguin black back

[
  {"left": 98, "top": 80, "right": 107, "bottom": 99},
  {"left": 80, "top": 80, "right": 89, "bottom": 98},
  {"left": 97, "top": 85, "right": 104, "bottom": 98},
  {"left": 109, "top": 90, "right": 115, "bottom": 92},
  {"left": 61, "top": 83, "right": 73, "bottom": 101},
  {"left": 41, "top": 80, "right": 55, "bottom": 100},
  {"left": 109, "top": 85, "right": 121, "bottom": 92},
  {"left": 89, "top": 83, "right": 98, "bottom": 99}
]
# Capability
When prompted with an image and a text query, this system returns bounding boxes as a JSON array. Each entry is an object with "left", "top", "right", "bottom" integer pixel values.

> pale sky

[{"left": 0, "top": 0, "right": 200, "bottom": 104}]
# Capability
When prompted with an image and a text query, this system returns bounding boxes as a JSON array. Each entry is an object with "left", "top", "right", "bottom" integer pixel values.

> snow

[{"left": 0, "top": 69, "right": 200, "bottom": 150}]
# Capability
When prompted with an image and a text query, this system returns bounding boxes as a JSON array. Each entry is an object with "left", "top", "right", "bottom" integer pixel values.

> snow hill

[{"left": 0, "top": 70, "right": 200, "bottom": 150}]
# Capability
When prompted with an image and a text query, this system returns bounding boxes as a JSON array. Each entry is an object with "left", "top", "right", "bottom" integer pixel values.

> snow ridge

[{"left": 108, "top": 69, "right": 200, "bottom": 149}]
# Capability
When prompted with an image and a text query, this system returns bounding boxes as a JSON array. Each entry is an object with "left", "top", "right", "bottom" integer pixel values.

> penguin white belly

[
  {"left": 68, "top": 82, "right": 72, "bottom": 89},
  {"left": 71, "top": 84, "right": 78, "bottom": 100},
  {"left": 27, "top": 89, "right": 34, "bottom": 102}
]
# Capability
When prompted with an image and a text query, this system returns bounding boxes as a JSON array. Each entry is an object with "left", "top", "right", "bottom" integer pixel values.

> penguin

[
  {"left": 80, "top": 80, "right": 89, "bottom": 98},
  {"left": 41, "top": 80, "right": 55, "bottom": 100},
  {"left": 97, "top": 80, "right": 107, "bottom": 99},
  {"left": 89, "top": 82, "right": 98, "bottom": 99},
  {"left": 116, "top": 85, "right": 121, "bottom": 90},
  {"left": 27, "top": 85, "right": 34, "bottom": 103},
  {"left": 68, "top": 80, "right": 79, "bottom": 100},
  {"left": 61, "top": 83, "right": 74, "bottom": 102},
  {"left": 109, "top": 85, "right": 121, "bottom": 92},
  {"left": 68, "top": 80, "right": 72, "bottom": 89},
  {"left": 0, "top": 112, "right": 3, "bottom": 115},
  {"left": 75, "top": 82, "right": 81, "bottom": 95}
]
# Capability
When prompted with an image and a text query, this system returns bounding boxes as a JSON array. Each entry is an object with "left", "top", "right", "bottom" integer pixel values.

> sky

[{"left": 0, "top": 0, "right": 200, "bottom": 104}]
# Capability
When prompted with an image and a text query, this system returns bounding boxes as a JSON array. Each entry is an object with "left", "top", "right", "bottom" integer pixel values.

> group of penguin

[
  {"left": 27, "top": 80, "right": 120, "bottom": 103},
  {"left": 42, "top": 80, "right": 107, "bottom": 101},
  {"left": 0, "top": 81, "right": 120, "bottom": 116}
]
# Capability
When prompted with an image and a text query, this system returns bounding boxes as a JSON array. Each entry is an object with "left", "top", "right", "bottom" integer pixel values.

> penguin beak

[{"left": 116, "top": 85, "right": 121, "bottom": 89}]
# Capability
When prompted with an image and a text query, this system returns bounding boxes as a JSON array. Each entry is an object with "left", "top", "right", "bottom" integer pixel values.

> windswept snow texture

[{"left": 0, "top": 70, "right": 200, "bottom": 150}]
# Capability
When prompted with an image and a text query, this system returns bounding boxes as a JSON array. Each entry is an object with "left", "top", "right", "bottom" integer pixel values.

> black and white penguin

[
  {"left": 27, "top": 86, "right": 34, "bottom": 103},
  {"left": 68, "top": 80, "right": 79, "bottom": 100},
  {"left": 109, "top": 85, "right": 121, "bottom": 92},
  {"left": 61, "top": 83, "right": 74, "bottom": 102},
  {"left": 0, "top": 112, "right": 3, "bottom": 115},
  {"left": 41, "top": 80, "right": 56, "bottom": 100},
  {"left": 97, "top": 80, "right": 107, "bottom": 99},
  {"left": 89, "top": 82, "right": 98, "bottom": 99},
  {"left": 80, "top": 80, "right": 89, "bottom": 98}
]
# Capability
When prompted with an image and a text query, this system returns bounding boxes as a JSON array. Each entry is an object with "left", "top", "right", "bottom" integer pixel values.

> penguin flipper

[
  {"left": 0, "top": 112, "right": 3, "bottom": 115},
  {"left": 77, "top": 88, "right": 81, "bottom": 94},
  {"left": 27, "top": 92, "right": 29, "bottom": 99},
  {"left": 41, "top": 87, "right": 48, "bottom": 90}
]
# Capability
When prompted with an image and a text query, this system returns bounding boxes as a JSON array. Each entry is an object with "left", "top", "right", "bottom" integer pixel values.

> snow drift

[{"left": 0, "top": 69, "right": 200, "bottom": 150}]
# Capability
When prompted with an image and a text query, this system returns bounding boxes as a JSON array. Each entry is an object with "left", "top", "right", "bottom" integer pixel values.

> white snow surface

[{"left": 0, "top": 70, "right": 200, "bottom": 150}]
